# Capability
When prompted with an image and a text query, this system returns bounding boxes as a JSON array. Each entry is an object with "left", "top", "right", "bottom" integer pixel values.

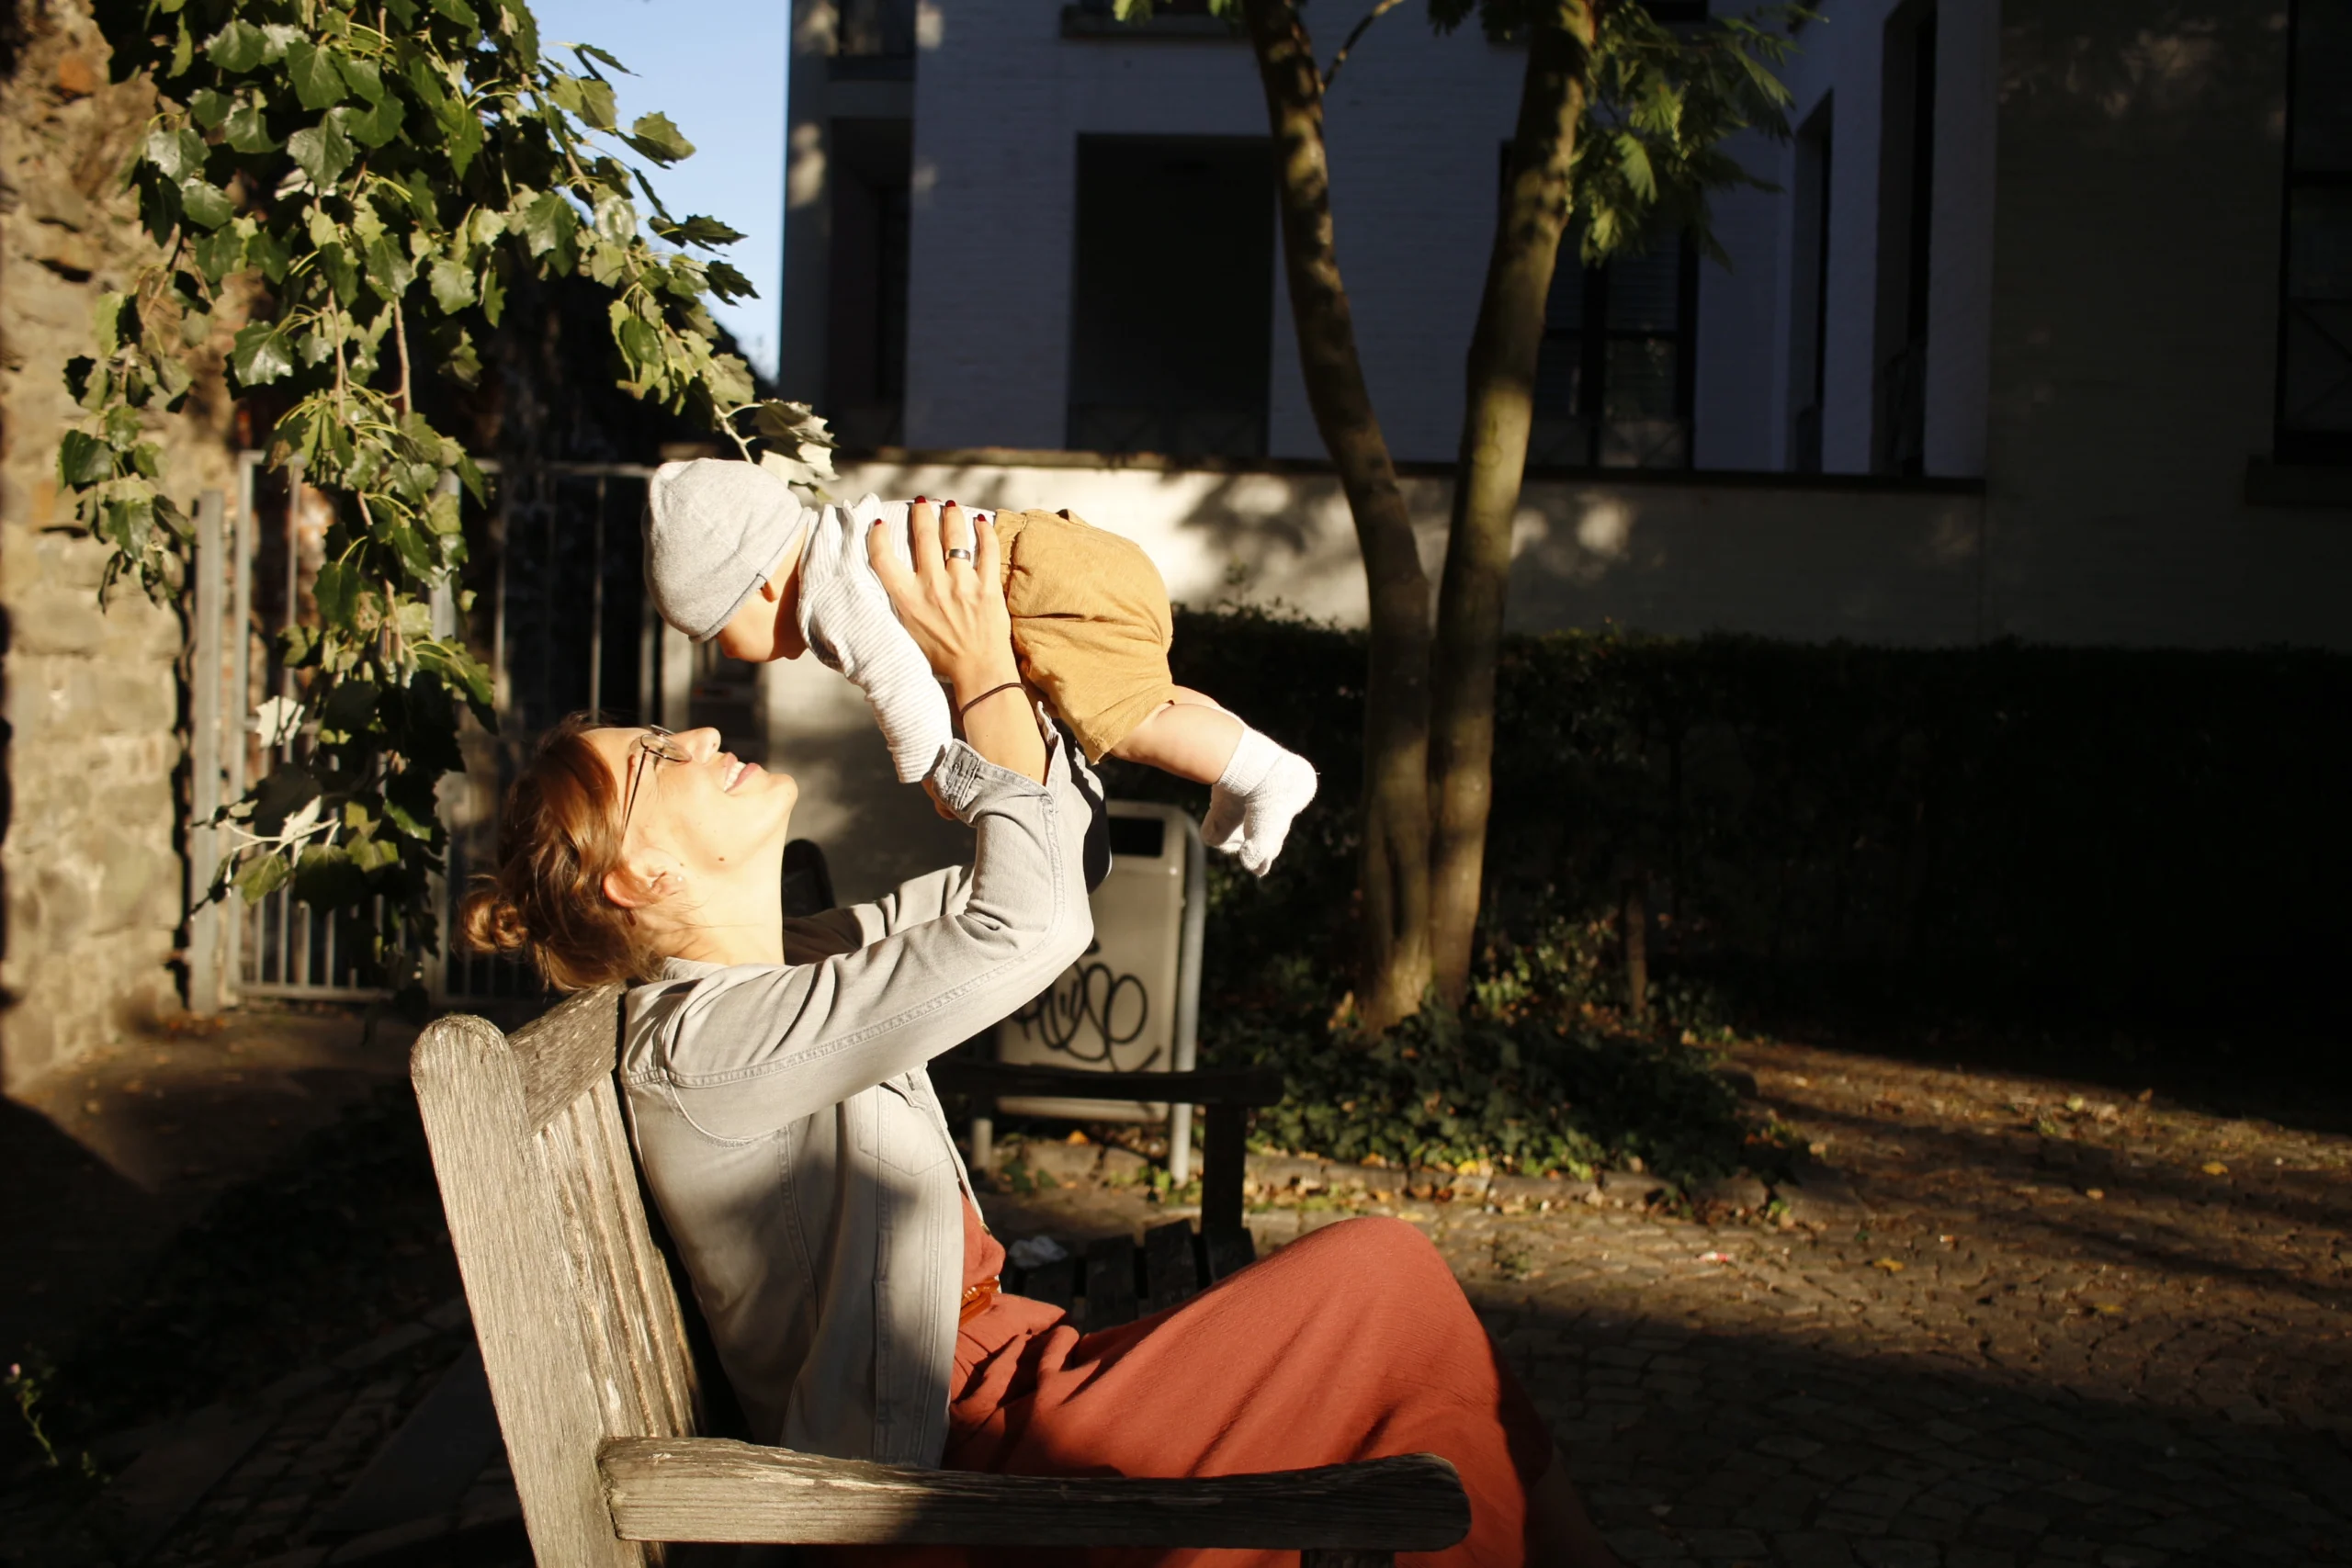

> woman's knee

[{"left": 1297, "top": 1215, "right": 1453, "bottom": 1280}]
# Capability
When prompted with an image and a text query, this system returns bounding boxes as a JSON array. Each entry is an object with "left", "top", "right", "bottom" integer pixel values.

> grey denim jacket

[{"left": 618, "top": 738, "right": 1093, "bottom": 1465}]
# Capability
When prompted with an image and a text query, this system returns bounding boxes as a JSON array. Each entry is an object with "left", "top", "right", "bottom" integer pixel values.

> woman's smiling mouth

[{"left": 722, "top": 756, "right": 755, "bottom": 792}]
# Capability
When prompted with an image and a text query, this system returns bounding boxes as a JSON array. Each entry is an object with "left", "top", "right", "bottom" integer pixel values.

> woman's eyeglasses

[{"left": 621, "top": 726, "right": 693, "bottom": 832}]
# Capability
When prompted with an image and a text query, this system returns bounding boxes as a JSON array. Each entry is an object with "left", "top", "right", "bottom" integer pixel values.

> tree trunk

[
  {"left": 1426, "top": 4, "right": 1596, "bottom": 1005},
  {"left": 1239, "top": 0, "right": 1434, "bottom": 1030}
]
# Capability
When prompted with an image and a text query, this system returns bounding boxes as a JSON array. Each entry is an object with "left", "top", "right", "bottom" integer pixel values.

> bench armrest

[
  {"left": 599, "top": 1437, "right": 1467, "bottom": 1551},
  {"left": 928, "top": 1061, "right": 1283, "bottom": 1106}
]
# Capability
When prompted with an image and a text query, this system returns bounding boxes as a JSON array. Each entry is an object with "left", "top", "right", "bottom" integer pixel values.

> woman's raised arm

[{"left": 867, "top": 500, "right": 1047, "bottom": 783}]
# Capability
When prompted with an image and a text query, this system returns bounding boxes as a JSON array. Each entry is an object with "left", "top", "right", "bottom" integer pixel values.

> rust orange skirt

[{"left": 822, "top": 1210, "right": 1555, "bottom": 1568}]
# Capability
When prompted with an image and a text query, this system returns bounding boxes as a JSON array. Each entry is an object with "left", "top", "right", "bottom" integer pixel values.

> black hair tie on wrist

[{"left": 957, "top": 682, "right": 1023, "bottom": 721}]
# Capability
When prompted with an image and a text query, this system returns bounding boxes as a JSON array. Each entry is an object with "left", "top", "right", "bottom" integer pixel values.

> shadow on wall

[{"left": 831, "top": 457, "right": 1992, "bottom": 644}]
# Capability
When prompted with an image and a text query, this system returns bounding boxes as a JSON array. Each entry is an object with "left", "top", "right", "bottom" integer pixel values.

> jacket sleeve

[{"left": 639, "top": 738, "right": 1092, "bottom": 1138}]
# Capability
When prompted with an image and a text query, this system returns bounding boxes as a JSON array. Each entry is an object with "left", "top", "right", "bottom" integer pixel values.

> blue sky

[{"left": 532, "top": 0, "right": 790, "bottom": 379}]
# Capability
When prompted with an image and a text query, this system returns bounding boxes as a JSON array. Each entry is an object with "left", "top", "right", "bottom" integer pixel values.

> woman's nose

[{"left": 684, "top": 728, "right": 723, "bottom": 761}]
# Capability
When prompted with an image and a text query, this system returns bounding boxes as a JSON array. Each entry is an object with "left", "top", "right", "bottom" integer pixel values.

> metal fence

[{"left": 185, "top": 454, "right": 695, "bottom": 1010}]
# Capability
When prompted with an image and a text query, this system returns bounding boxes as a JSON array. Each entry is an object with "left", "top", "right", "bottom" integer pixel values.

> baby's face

[{"left": 715, "top": 566, "right": 808, "bottom": 662}]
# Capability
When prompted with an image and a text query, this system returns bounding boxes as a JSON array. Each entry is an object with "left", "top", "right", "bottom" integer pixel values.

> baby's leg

[{"left": 1106, "top": 688, "right": 1240, "bottom": 783}]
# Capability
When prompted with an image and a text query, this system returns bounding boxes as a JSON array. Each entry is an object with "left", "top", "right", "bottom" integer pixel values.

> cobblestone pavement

[
  {"left": 11, "top": 1035, "right": 2346, "bottom": 1566},
  {"left": 1233, "top": 1039, "right": 2352, "bottom": 1567}
]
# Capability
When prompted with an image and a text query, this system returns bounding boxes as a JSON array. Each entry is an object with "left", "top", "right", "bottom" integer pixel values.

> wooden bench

[{"left": 412, "top": 983, "right": 1469, "bottom": 1565}]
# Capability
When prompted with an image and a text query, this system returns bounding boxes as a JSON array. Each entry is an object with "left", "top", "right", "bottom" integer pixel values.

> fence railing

[{"left": 185, "top": 454, "right": 694, "bottom": 1011}]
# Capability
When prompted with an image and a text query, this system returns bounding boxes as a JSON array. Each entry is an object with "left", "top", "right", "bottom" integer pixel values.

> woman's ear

[{"left": 603, "top": 850, "right": 681, "bottom": 912}]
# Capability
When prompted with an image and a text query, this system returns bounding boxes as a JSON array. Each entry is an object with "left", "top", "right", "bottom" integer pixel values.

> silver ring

[{"left": 945, "top": 547, "right": 974, "bottom": 562}]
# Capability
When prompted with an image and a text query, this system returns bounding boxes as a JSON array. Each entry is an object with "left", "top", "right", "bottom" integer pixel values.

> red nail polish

[{"left": 913, "top": 495, "right": 929, "bottom": 504}]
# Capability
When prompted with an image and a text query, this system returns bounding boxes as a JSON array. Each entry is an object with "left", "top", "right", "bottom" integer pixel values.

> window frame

[{"left": 2274, "top": 0, "right": 2352, "bottom": 467}]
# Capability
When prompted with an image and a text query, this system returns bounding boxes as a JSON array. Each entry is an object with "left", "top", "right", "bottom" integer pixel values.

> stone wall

[{"left": 1, "top": 1, "right": 237, "bottom": 1091}]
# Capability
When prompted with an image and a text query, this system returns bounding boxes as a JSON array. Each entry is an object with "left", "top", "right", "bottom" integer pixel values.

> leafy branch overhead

[{"left": 62, "top": 0, "right": 818, "bottom": 990}]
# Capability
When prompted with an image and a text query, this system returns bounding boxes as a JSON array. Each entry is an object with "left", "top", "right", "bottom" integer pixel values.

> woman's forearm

[{"left": 951, "top": 658, "right": 1047, "bottom": 782}]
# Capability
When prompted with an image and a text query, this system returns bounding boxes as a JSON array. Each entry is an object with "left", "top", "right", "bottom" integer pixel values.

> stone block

[{"left": 13, "top": 584, "right": 113, "bottom": 654}]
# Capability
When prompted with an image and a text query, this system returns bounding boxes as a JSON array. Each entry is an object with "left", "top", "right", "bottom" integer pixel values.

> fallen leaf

[
  {"left": 2086, "top": 1188, "right": 2106, "bottom": 1201},
  {"left": 1697, "top": 1250, "right": 1735, "bottom": 1264},
  {"left": 1872, "top": 1258, "right": 1905, "bottom": 1272},
  {"left": 2202, "top": 1161, "right": 2229, "bottom": 1176}
]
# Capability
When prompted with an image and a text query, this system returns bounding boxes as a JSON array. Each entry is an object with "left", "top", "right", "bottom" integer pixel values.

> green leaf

[
  {"left": 543, "top": 72, "right": 583, "bottom": 115},
  {"left": 293, "top": 845, "right": 368, "bottom": 910},
  {"left": 436, "top": 96, "right": 484, "bottom": 179},
  {"left": 519, "top": 189, "right": 581, "bottom": 265},
  {"left": 345, "top": 91, "right": 405, "bottom": 148},
  {"left": 429, "top": 0, "right": 480, "bottom": 27},
  {"left": 625, "top": 110, "right": 695, "bottom": 165},
  {"left": 655, "top": 213, "right": 748, "bottom": 248},
  {"left": 705, "top": 260, "right": 758, "bottom": 303},
  {"left": 223, "top": 100, "right": 279, "bottom": 152},
  {"left": 194, "top": 224, "right": 246, "bottom": 284},
  {"left": 58, "top": 430, "right": 113, "bottom": 486},
  {"left": 314, "top": 558, "right": 359, "bottom": 626},
  {"left": 205, "top": 18, "right": 268, "bottom": 72},
  {"left": 141, "top": 127, "right": 187, "bottom": 179},
  {"left": 317, "top": 239, "right": 359, "bottom": 304},
  {"left": 250, "top": 225, "right": 292, "bottom": 283},
  {"left": 229, "top": 321, "right": 294, "bottom": 386},
  {"left": 235, "top": 852, "right": 292, "bottom": 903},
  {"left": 366, "top": 234, "right": 418, "bottom": 301},
  {"left": 92, "top": 291, "right": 127, "bottom": 355},
  {"left": 285, "top": 39, "right": 349, "bottom": 109},
  {"left": 427, "top": 255, "right": 475, "bottom": 311},
  {"left": 179, "top": 178, "right": 233, "bottom": 230},
  {"left": 1615, "top": 131, "right": 1657, "bottom": 203},
  {"left": 288, "top": 114, "right": 356, "bottom": 189},
  {"left": 572, "top": 41, "right": 631, "bottom": 74},
  {"left": 336, "top": 51, "right": 387, "bottom": 101},
  {"left": 574, "top": 75, "right": 616, "bottom": 130},
  {"left": 189, "top": 87, "right": 232, "bottom": 128}
]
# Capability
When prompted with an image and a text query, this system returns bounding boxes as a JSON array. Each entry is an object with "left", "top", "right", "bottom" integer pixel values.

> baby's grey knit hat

[{"left": 642, "top": 458, "right": 815, "bottom": 643}]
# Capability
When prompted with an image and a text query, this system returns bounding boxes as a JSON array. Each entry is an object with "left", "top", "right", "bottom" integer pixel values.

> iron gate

[{"left": 182, "top": 453, "right": 701, "bottom": 1010}]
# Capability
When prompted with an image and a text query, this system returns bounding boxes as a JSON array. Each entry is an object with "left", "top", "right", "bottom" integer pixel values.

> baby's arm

[{"left": 795, "top": 499, "right": 954, "bottom": 784}]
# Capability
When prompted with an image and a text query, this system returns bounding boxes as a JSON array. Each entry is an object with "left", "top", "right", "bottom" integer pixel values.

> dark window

[
  {"left": 826, "top": 118, "right": 912, "bottom": 449},
  {"left": 1788, "top": 96, "right": 1834, "bottom": 473},
  {"left": 1529, "top": 226, "right": 1699, "bottom": 469},
  {"left": 1068, "top": 136, "right": 1274, "bottom": 459},
  {"left": 833, "top": 0, "right": 915, "bottom": 78},
  {"left": 2278, "top": 0, "right": 2352, "bottom": 463},
  {"left": 1871, "top": 2, "right": 1936, "bottom": 476}
]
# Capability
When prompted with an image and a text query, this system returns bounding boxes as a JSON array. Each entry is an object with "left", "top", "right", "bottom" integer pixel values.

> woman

[{"left": 462, "top": 502, "right": 1620, "bottom": 1567}]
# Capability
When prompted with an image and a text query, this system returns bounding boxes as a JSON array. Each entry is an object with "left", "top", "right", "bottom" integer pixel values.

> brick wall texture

[{"left": 1, "top": 0, "right": 238, "bottom": 1089}]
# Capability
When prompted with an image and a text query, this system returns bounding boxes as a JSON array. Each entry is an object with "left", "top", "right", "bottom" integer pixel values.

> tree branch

[{"left": 1322, "top": 0, "right": 1405, "bottom": 93}]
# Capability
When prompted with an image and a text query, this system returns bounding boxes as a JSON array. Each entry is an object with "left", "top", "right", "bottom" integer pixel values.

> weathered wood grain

[
  {"left": 1082, "top": 1234, "right": 1138, "bottom": 1330},
  {"left": 928, "top": 1061, "right": 1283, "bottom": 1106},
  {"left": 509, "top": 984, "right": 626, "bottom": 1133},
  {"left": 599, "top": 1439, "right": 1469, "bottom": 1551},
  {"left": 411, "top": 1016, "right": 645, "bottom": 1568}
]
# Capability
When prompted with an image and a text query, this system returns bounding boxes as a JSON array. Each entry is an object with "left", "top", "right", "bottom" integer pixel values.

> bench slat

[
  {"left": 1017, "top": 1256, "right": 1076, "bottom": 1312},
  {"left": 1138, "top": 1221, "right": 1198, "bottom": 1317},
  {"left": 1081, "top": 1235, "right": 1138, "bottom": 1330},
  {"left": 1203, "top": 1225, "right": 1257, "bottom": 1283},
  {"left": 599, "top": 1438, "right": 1469, "bottom": 1551},
  {"left": 509, "top": 983, "right": 628, "bottom": 1134},
  {"left": 930, "top": 1061, "right": 1282, "bottom": 1106}
]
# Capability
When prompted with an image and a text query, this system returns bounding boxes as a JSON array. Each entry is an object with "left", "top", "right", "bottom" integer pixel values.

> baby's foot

[{"left": 1205, "top": 729, "right": 1317, "bottom": 875}]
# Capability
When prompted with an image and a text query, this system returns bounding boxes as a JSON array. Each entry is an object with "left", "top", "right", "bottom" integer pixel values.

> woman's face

[{"left": 586, "top": 725, "right": 798, "bottom": 880}]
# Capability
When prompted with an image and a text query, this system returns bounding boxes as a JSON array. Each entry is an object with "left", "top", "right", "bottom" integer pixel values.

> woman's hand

[{"left": 870, "top": 501, "right": 1046, "bottom": 783}]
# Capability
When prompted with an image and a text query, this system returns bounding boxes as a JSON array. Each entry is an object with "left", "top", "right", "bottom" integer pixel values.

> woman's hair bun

[{"left": 458, "top": 881, "right": 530, "bottom": 954}]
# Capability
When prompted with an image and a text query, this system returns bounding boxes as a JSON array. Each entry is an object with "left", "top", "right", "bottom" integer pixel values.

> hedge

[{"left": 1097, "top": 609, "right": 2352, "bottom": 1043}]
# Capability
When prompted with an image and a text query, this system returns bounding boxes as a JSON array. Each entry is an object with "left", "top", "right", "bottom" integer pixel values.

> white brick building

[
  {"left": 763, "top": 0, "right": 2349, "bottom": 894},
  {"left": 777, "top": 0, "right": 2349, "bottom": 644}
]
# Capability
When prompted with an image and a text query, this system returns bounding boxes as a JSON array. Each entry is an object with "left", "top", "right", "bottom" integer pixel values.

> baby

[{"left": 642, "top": 458, "right": 1318, "bottom": 874}]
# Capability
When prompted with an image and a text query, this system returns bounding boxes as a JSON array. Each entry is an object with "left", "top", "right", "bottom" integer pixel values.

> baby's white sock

[
  {"left": 1204, "top": 727, "right": 1318, "bottom": 876},
  {"left": 797, "top": 501, "right": 953, "bottom": 783}
]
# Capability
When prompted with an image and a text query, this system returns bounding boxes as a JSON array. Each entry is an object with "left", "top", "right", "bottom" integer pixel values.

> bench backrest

[{"left": 412, "top": 985, "right": 700, "bottom": 1568}]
